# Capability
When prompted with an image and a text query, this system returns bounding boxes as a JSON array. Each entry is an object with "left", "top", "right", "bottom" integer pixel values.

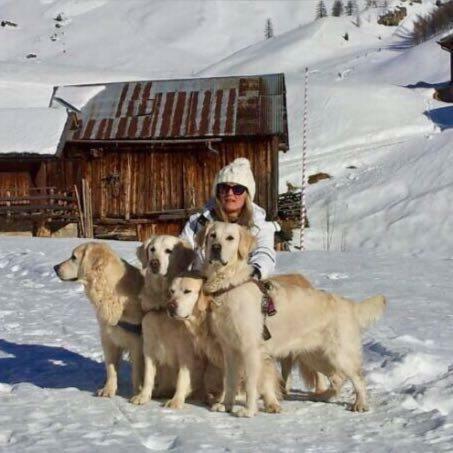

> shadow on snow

[{"left": 0, "top": 338, "right": 131, "bottom": 394}]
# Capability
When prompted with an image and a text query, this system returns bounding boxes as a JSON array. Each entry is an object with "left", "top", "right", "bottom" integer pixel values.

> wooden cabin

[
  {"left": 0, "top": 108, "right": 79, "bottom": 236},
  {"left": 41, "top": 73, "right": 288, "bottom": 240}
]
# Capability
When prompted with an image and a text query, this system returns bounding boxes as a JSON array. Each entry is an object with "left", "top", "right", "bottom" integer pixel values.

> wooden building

[
  {"left": 0, "top": 108, "right": 78, "bottom": 236},
  {"left": 9, "top": 73, "right": 289, "bottom": 240}
]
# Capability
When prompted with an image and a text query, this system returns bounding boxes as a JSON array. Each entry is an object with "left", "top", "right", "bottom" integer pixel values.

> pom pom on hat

[{"left": 213, "top": 158, "right": 256, "bottom": 200}]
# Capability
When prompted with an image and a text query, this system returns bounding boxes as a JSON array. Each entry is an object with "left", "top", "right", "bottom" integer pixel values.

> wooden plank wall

[
  {"left": 63, "top": 137, "right": 277, "bottom": 223},
  {"left": 0, "top": 172, "right": 31, "bottom": 196}
]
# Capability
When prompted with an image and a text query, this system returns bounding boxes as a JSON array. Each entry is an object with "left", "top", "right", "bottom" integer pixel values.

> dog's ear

[
  {"left": 136, "top": 244, "right": 147, "bottom": 268},
  {"left": 83, "top": 244, "right": 124, "bottom": 325},
  {"left": 136, "top": 237, "right": 154, "bottom": 268},
  {"left": 169, "top": 240, "right": 196, "bottom": 276},
  {"left": 238, "top": 227, "right": 257, "bottom": 261},
  {"left": 195, "top": 222, "right": 213, "bottom": 250},
  {"left": 77, "top": 243, "right": 95, "bottom": 279}
]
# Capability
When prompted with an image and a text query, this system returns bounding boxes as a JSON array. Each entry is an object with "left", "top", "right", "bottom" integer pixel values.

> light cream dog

[
  {"left": 54, "top": 242, "right": 144, "bottom": 397},
  {"left": 198, "top": 221, "right": 387, "bottom": 417},
  {"left": 167, "top": 272, "right": 283, "bottom": 413},
  {"left": 130, "top": 235, "right": 204, "bottom": 409}
]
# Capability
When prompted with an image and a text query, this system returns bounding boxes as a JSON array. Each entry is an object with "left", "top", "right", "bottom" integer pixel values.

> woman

[{"left": 180, "top": 158, "right": 276, "bottom": 279}]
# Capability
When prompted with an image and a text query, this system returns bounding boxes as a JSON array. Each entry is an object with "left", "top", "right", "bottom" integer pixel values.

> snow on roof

[{"left": 0, "top": 108, "right": 68, "bottom": 155}]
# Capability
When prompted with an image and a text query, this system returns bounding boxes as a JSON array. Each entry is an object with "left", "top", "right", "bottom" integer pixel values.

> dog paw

[
  {"left": 130, "top": 392, "right": 151, "bottom": 405},
  {"left": 234, "top": 407, "right": 257, "bottom": 418},
  {"left": 350, "top": 401, "right": 369, "bottom": 412},
  {"left": 96, "top": 386, "right": 117, "bottom": 398},
  {"left": 210, "top": 403, "right": 226, "bottom": 412},
  {"left": 264, "top": 402, "right": 282, "bottom": 414},
  {"left": 164, "top": 398, "right": 184, "bottom": 410}
]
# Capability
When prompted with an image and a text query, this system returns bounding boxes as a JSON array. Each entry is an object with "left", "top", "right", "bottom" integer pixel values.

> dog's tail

[{"left": 354, "top": 295, "right": 387, "bottom": 330}]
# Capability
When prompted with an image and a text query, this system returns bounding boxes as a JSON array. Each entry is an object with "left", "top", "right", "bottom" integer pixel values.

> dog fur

[
  {"left": 167, "top": 273, "right": 283, "bottom": 413},
  {"left": 54, "top": 242, "right": 144, "bottom": 397},
  {"left": 130, "top": 235, "right": 203, "bottom": 408},
  {"left": 198, "top": 221, "right": 387, "bottom": 417}
]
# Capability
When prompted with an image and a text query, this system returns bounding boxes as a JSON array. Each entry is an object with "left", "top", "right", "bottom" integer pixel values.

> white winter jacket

[{"left": 180, "top": 199, "right": 277, "bottom": 279}]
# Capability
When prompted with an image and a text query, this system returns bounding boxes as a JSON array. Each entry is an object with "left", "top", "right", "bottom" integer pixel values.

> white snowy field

[{"left": 0, "top": 237, "right": 452, "bottom": 452}]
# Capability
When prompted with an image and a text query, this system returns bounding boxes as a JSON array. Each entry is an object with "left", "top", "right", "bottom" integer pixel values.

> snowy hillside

[
  {"left": 1, "top": 237, "right": 452, "bottom": 451},
  {"left": 1, "top": 0, "right": 452, "bottom": 255}
]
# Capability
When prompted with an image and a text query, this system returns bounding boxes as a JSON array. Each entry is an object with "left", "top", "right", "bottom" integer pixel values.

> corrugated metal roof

[{"left": 51, "top": 74, "right": 288, "bottom": 146}]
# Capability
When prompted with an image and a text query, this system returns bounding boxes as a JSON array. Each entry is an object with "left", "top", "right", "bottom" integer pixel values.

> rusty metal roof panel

[{"left": 51, "top": 74, "right": 288, "bottom": 145}]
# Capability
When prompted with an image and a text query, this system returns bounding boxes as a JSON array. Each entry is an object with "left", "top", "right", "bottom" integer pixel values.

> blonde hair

[{"left": 214, "top": 192, "right": 254, "bottom": 229}]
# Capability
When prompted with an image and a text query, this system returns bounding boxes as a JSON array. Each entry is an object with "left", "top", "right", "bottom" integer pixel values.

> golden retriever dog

[
  {"left": 167, "top": 272, "right": 283, "bottom": 413},
  {"left": 130, "top": 235, "right": 203, "bottom": 409},
  {"left": 54, "top": 242, "right": 144, "bottom": 398},
  {"left": 267, "top": 274, "right": 328, "bottom": 396},
  {"left": 198, "top": 221, "right": 387, "bottom": 417}
]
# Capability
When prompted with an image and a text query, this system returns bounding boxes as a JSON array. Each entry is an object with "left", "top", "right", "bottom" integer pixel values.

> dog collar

[{"left": 117, "top": 321, "right": 142, "bottom": 336}]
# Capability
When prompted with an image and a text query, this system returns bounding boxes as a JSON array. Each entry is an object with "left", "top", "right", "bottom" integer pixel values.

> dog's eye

[
  {"left": 210, "top": 233, "right": 216, "bottom": 239},
  {"left": 169, "top": 289, "right": 175, "bottom": 295},
  {"left": 71, "top": 254, "right": 76, "bottom": 260},
  {"left": 150, "top": 247, "right": 155, "bottom": 253},
  {"left": 165, "top": 248, "right": 173, "bottom": 254},
  {"left": 226, "top": 235, "right": 234, "bottom": 241},
  {"left": 183, "top": 289, "right": 191, "bottom": 294}
]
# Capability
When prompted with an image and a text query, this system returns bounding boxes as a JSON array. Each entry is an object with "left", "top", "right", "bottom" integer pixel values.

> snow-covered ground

[
  {"left": 2, "top": 1, "right": 453, "bottom": 450},
  {"left": 1, "top": 237, "right": 452, "bottom": 452}
]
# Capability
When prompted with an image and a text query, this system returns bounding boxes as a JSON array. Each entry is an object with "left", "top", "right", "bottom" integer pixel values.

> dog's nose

[
  {"left": 53, "top": 264, "right": 60, "bottom": 274},
  {"left": 149, "top": 259, "right": 160, "bottom": 272},
  {"left": 167, "top": 301, "right": 177, "bottom": 317},
  {"left": 211, "top": 243, "right": 221, "bottom": 253}
]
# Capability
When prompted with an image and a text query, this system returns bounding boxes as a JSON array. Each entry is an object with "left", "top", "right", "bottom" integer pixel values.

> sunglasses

[{"left": 217, "top": 183, "right": 247, "bottom": 196}]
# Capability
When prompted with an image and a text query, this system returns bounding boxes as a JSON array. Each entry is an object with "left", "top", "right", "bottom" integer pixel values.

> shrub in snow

[{"left": 1, "top": 20, "right": 17, "bottom": 27}]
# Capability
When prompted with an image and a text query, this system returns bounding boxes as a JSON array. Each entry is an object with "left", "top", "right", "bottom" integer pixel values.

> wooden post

[
  {"left": 124, "top": 154, "right": 131, "bottom": 220},
  {"left": 82, "top": 179, "right": 94, "bottom": 238},
  {"left": 74, "top": 184, "right": 85, "bottom": 237}
]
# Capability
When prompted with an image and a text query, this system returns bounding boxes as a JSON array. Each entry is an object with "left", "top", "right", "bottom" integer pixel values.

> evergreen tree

[
  {"left": 332, "top": 0, "right": 344, "bottom": 16},
  {"left": 345, "top": 0, "right": 356, "bottom": 15},
  {"left": 316, "top": 0, "right": 328, "bottom": 19},
  {"left": 265, "top": 18, "right": 274, "bottom": 39}
]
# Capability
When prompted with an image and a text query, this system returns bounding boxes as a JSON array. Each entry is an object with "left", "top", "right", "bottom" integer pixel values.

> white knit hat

[{"left": 213, "top": 157, "right": 256, "bottom": 200}]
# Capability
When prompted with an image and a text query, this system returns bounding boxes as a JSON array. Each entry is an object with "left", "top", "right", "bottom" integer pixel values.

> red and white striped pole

[{"left": 299, "top": 67, "right": 309, "bottom": 251}]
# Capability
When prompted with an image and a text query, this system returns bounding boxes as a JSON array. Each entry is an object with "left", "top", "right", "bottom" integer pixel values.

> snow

[
  {"left": 1, "top": 237, "right": 453, "bottom": 451},
  {"left": 0, "top": 108, "right": 67, "bottom": 154},
  {"left": 2, "top": 0, "right": 453, "bottom": 449}
]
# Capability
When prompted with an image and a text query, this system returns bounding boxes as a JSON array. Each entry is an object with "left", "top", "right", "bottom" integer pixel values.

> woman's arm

[{"left": 249, "top": 222, "right": 276, "bottom": 279}]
